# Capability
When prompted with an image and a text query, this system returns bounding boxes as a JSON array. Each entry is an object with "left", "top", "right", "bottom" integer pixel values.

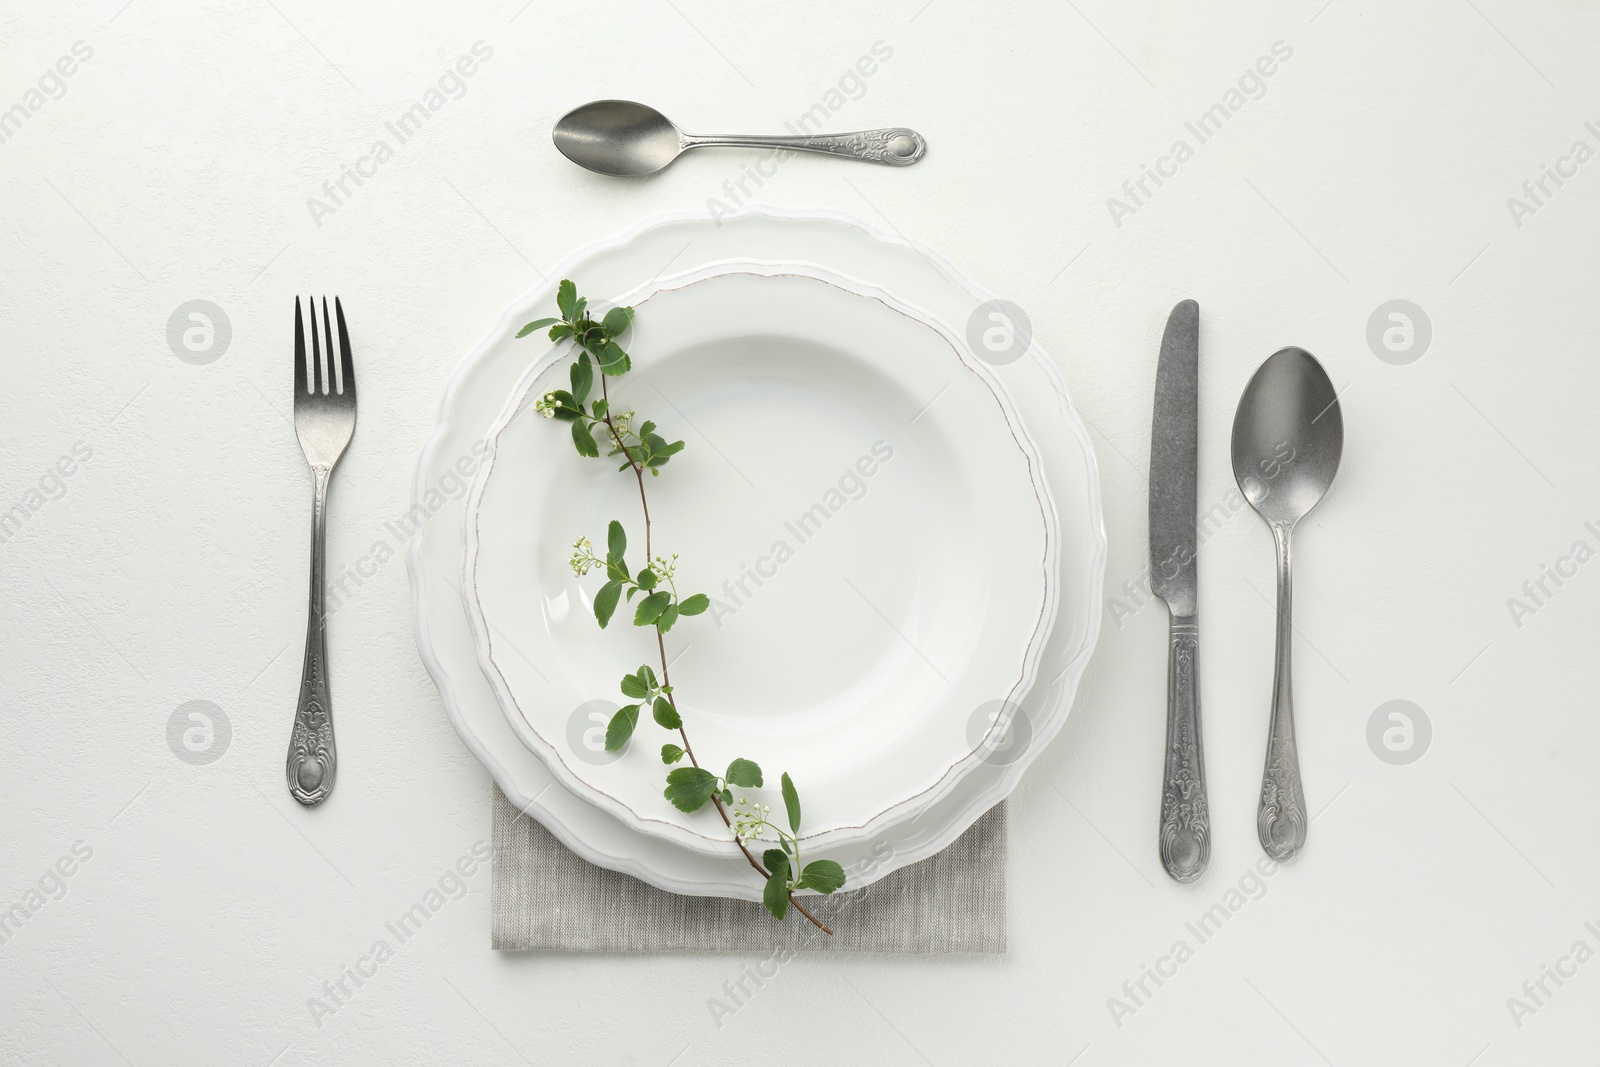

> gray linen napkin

[{"left": 490, "top": 786, "right": 1005, "bottom": 953}]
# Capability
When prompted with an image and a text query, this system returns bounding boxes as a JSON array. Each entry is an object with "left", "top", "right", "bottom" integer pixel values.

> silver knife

[{"left": 1149, "top": 299, "right": 1210, "bottom": 883}]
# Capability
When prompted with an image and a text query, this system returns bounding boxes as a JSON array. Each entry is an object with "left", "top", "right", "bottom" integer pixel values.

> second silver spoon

[{"left": 1231, "top": 347, "right": 1343, "bottom": 862}]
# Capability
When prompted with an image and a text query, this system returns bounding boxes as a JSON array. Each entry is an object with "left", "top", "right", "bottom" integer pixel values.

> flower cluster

[
  {"left": 731, "top": 795, "right": 775, "bottom": 845},
  {"left": 568, "top": 536, "right": 602, "bottom": 577}
]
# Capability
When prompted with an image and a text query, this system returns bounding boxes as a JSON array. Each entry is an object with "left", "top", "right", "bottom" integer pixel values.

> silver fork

[{"left": 288, "top": 296, "right": 356, "bottom": 806}]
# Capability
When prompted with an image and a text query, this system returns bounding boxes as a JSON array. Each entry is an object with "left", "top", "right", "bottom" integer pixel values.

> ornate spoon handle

[
  {"left": 1258, "top": 524, "right": 1306, "bottom": 859},
  {"left": 682, "top": 128, "right": 926, "bottom": 166},
  {"left": 287, "top": 467, "right": 337, "bottom": 806},
  {"left": 1159, "top": 617, "right": 1210, "bottom": 882}
]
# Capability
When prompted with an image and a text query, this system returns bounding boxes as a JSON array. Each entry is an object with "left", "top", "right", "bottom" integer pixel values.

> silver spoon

[
  {"left": 1231, "top": 347, "right": 1343, "bottom": 862},
  {"left": 552, "top": 100, "right": 927, "bottom": 176}
]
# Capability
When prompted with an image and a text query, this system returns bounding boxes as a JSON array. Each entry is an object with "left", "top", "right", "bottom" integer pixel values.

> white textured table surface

[{"left": 3, "top": 0, "right": 1598, "bottom": 1063}]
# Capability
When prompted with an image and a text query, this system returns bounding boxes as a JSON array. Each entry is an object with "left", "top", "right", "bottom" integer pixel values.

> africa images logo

[
  {"left": 0, "top": 41, "right": 93, "bottom": 148},
  {"left": 306, "top": 42, "right": 494, "bottom": 228},
  {"left": 1105, "top": 41, "right": 1293, "bottom": 228},
  {"left": 706, "top": 440, "right": 895, "bottom": 626}
]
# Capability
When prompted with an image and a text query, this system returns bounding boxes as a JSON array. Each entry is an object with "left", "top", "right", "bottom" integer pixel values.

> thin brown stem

[{"left": 594, "top": 362, "right": 832, "bottom": 936}]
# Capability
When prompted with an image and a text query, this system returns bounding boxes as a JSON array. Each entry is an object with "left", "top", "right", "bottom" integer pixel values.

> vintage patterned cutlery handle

[
  {"left": 682, "top": 128, "right": 926, "bottom": 166},
  {"left": 1159, "top": 618, "right": 1210, "bottom": 882},
  {"left": 1258, "top": 525, "right": 1306, "bottom": 859},
  {"left": 288, "top": 466, "right": 337, "bottom": 806}
]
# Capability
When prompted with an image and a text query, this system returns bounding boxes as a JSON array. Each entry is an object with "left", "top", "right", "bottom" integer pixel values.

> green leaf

[
  {"left": 604, "top": 704, "right": 638, "bottom": 751},
  {"left": 725, "top": 758, "right": 763, "bottom": 789},
  {"left": 645, "top": 439, "right": 684, "bottom": 469},
  {"left": 763, "top": 868, "right": 790, "bottom": 921},
  {"left": 591, "top": 398, "right": 609, "bottom": 419},
  {"left": 781, "top": 772, "right": 801, "bottom": 833},
  {"left": 636, "top": 567, "right": 657, "bottom": 591},
  {"left": 620, "top": 672, "right": 648, "bottom": 699},
  {"left": 607, "top": 521, "right": 626, "bottom": 564},
  {"left": 572, "top": 296, "right": 587, "bottom": 322},
  {"left": 633, "top": 591, "right": 671, "bottom": 626},
  {"left": 663, "top": 766, "right": 719, "bottom": 812},
  {"left": 556, "top": 279, "right": 576, "bottom": 320},
  {"left": 548, "top": 323, "right": 573, "bottom": 342},
  {"left": 571, "top": 420, "right": 599, "bottom": 458},
  {"left": 516, "top": 317, "right": 559, "bottom": 337},
  {"left": 797, "top": 860, "right": 846, "bottom": 895},
  {"left": 661, "top": 743, "right": 685, "bottom": 764},
  {"left": 601, "top": 306, "right": 634, "bottom": 337},
  {"left": 652, "top": 696, "right": 680, "bottom": 729},
  {"left": 596, "top": 341, "right": 631, "bottom": 376},
  {"left": 763, "top": 849, "right": 789, "bottom": 881},
  {"left": 722, "top": 787, "right": 734, "bottom": 805},
  {"left": 642, "top": 665, "right": 657, "bottom": 688},
  {"left": 570, "top": 354, "right": 593, "bottom": 405},
  {"left": 678, "top": 594, "right": 710, "bottom": 616},
  {"left": 656, "top": 602, "right": 680, "bottom": 633},
  {"left": 593, "top": 580, "right": 622, "bottom": 628}
]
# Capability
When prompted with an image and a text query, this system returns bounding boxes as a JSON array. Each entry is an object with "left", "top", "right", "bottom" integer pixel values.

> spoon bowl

[
  {"left": 552, "top": 100, "right": 927, "bottom": 177},
  {"left": 553, "top": 100, "right": 684, "bottom": 176},
  {"left": 1231, "top": 347, "right": 1343, "bottom": 525},
  {"left": 1231, "top": 346, "right": 1343, "bottom": 862}
]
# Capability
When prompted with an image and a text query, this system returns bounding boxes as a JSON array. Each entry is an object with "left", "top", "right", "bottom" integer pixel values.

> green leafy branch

[
  {"left": 525, "top": 281, "right": 684, "bottom": 476},
  {"left": 522, "top": 281, "right": 845, "bottom": 932},
  {"left": 568, "top": 524, "right": 707, "bottom": 635},
  {"left": 731, "top": 772, "right": 847, "bottom": 919}
]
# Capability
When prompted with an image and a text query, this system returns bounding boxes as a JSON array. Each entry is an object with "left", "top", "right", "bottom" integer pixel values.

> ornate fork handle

[
  {"left": 682, "top": 127, "right": 926, "bottom": 166},
  {"left": 1159, "top": 618, "right": 1210, "bottom": 882},
  {"left": 287, "top": 464, "right": 337, "bottom": 805}
]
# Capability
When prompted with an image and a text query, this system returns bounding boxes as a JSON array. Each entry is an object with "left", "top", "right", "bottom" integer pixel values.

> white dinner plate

[
  {"left": 408, "top": 206, "right": 1106, "bottom": 899},
  {"left": 462, "top": 265, "right": 1059, "bottom": 856}
]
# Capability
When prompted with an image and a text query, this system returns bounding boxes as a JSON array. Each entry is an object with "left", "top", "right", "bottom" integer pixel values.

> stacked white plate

[{"left": 409, "top": 207, "right": 1106, "bottom": 900}]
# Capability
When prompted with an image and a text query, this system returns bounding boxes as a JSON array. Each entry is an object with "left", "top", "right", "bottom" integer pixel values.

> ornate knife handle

[
  {"left": 1258, "top": 525, "right": 1306, "bottom": 859},
  {"left": 682, "top": 128, "right": 927, "bottom": 166},
  {"left": 287, "top": 467, "right": 337, "bottom": 806},
  {"left": 1159, "top": 618, "right": 1210, "bottom": 882}
]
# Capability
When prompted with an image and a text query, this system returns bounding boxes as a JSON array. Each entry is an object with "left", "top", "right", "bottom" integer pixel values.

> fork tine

[
  {"left": 294, "top": 297, "right": 307, "bottom": 396},
  {"left": 334, "top": 297, "right": 356, "bottom": 399},
  {"left": 321, "top": 296, "right": 338, "bottom": 395},
  {"left": 309, "top": 295, "right": 323, "bottom": 394}
]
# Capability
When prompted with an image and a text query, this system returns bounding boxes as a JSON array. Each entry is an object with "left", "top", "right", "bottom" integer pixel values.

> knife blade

[{"left": 1149, "top": 299, "right": 1210, "bottom": 883}]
